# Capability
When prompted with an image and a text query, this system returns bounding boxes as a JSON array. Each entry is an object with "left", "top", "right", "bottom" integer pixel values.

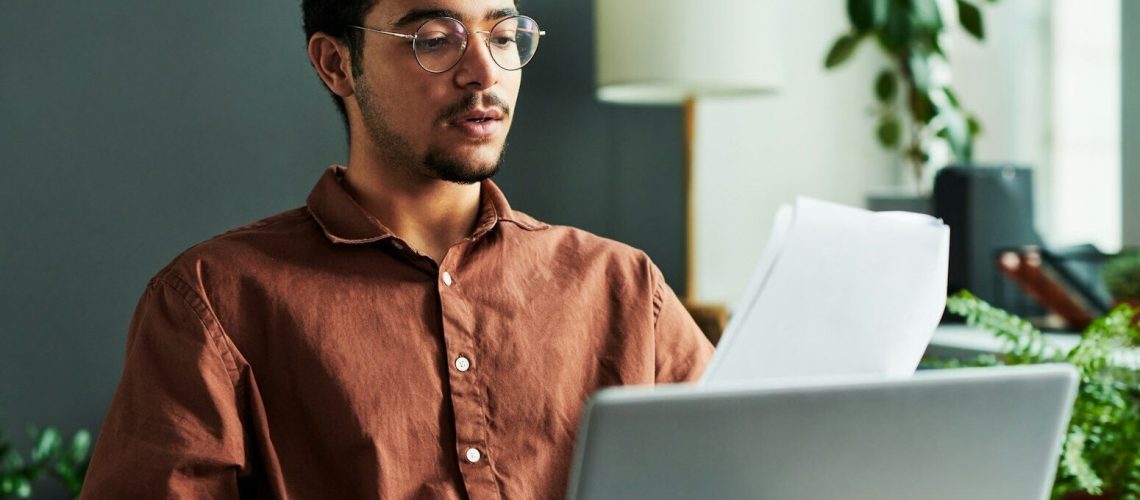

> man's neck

[{"left": 342, "top": 153, "right": 483, "bottom": 265}]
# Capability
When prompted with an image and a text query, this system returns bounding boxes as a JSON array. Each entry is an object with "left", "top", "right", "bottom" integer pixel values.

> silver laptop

[{"left": 567, "top": 364, "right": 1078, "bottom": 500}]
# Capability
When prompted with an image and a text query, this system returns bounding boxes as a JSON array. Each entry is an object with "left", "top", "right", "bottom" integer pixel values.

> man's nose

[{"left": 453, "top": 32, "right": 500, "bottom": 90}]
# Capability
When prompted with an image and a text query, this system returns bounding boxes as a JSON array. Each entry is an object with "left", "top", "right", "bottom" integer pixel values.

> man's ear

[{"left": 307, "top": 33, "right": 355, "bottom": 98}]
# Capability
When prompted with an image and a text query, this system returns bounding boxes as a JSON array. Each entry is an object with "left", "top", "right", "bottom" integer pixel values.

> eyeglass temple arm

[
  {"left": 473, "top": 29, "right": 547, "bottom": 36},
  {"left": 351, "top": 24, "right": 545, "bottom": 38},
  {"left": 348, "top": 25, "right": 414, "bottom": 40}
]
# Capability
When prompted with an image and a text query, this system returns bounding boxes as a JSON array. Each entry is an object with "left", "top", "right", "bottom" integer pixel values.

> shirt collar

[{"left": 306, "top": 165, "right": 547, "bottom": 245}]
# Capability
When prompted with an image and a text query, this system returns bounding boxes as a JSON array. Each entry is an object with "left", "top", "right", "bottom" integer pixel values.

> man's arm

[
  {"left": 82, "top": 275, "right": 247, "bottom": 499},
  {"left": 650, "top": 264, "right": 716, "bottom": 383}
]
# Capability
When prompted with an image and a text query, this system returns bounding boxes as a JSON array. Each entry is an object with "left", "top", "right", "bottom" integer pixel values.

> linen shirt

[{"left": 82, "top": 166, "right": 714, "bottom": 499}]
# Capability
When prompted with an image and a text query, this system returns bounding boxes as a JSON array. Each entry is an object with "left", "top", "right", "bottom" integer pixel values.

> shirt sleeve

[
  {"left": 650, "top": 263, "right": 715, "bottom": 383},
  {"left": 81, "top": 274, "right": 247, "bottom": 499}
]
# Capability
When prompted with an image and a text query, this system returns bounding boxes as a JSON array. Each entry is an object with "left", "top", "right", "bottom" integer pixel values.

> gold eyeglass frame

[{"left": 349, "top": 15, "right": 546, "bottom": 73}]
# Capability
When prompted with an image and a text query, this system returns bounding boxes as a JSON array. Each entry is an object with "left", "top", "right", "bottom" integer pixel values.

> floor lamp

[{"left": 595, "top": 0, "right": 779, "bottom": 341}]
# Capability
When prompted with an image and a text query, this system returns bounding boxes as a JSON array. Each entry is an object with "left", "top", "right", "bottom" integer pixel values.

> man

[{"left": 81, "top": 0, "right": 713, "bottom": 497}]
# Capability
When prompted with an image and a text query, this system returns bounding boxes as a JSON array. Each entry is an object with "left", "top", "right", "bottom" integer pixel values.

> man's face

[{"left": 352, "top": 0, "right": 523, "bottom": 184}]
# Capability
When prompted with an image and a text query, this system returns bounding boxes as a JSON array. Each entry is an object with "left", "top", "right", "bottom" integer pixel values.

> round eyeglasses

[{"left": 350, "top": 16, "right": 545, "bottom": 73}]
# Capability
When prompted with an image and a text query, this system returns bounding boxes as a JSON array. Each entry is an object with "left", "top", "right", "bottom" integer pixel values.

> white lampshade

[{"left": 595, "top": 0, "right": 781, "bottom": 104}]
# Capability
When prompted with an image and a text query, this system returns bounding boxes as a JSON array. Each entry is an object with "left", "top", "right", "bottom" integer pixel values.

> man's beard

[{"left": 355, "top": 77, "right": 508, "bottom": 184}]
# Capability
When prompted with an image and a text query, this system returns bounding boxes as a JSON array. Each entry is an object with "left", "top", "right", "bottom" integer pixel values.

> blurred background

[{"left": 1, "top": 0, "right": 1136, "bottom": 497}]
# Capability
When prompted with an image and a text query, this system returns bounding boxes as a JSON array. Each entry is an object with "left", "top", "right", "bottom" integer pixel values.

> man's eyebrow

[
  {"left": 487, "top": 7, "right": 520, "bottom": 21},
  {"left": 392, "top": 8, "right": 459, "bottom": 28},
  {"left": 392, "top": 7, "right": 521, "bottom": 28}
]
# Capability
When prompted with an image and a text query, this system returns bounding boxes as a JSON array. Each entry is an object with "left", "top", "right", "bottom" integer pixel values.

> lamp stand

[
  {"left": 683, "top": 96, "right": 697, "bottom": 300},
  {"left": 679, "top": 95, "right": 729, "bottom": 344}
]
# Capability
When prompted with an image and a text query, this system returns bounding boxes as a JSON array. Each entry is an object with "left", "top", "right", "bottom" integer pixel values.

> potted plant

[
  {"left": 1104, "top": 252, "right": 1140, "bottom": 307},
  {"left": 1, "top": 427, "right": 90, "bottom": 499},
  {"left": 824, "top": 0, "right": 990, "bottom": 205},
  {"left": 928, "top": 291, "right": 1140, "bottom": 499}
]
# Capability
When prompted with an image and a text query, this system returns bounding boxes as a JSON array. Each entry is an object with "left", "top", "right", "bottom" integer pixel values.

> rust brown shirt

[{"left": 82, "top": 166, "right": 714, "bottom": 499}]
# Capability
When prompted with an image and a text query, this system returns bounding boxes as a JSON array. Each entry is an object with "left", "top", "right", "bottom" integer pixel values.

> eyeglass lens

[{"left": 413, "top": 16, "right": 541, "bottom": 73}]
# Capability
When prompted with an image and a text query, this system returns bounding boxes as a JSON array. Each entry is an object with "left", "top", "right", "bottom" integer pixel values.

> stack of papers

[{"left": 701, "top": 197, "right": 950, "bottom": 384}]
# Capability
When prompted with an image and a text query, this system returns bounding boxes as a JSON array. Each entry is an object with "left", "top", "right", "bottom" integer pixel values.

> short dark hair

[{"left": 302, "top": 0, "right": 378, "bottom": 135}]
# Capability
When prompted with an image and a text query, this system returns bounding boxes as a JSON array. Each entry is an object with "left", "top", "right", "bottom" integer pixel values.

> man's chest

[{"left": 215, "top": 266, "right": 657, "bottom": 452}]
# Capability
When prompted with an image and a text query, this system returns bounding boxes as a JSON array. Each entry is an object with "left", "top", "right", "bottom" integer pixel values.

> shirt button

[
  {"left": 455, "top": 356, "right": 471, "bottom": 372},
  {"left": 465, "top": 448, "right": 482, "bottom": 463},
  {"left": 391, "top": 240, "right": 404, "bottom": 250},
  {"left": 442, "top": 271, "right": 454, "bottom": 286}
]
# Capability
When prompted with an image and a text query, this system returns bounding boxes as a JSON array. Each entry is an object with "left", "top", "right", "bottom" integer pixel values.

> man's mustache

[{"left": 438, "top": 93, "right": 511, "bottom": 122}]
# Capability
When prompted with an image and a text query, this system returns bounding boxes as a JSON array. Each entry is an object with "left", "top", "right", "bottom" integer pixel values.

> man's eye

[
  {"left": 491, "top": 32, "right": 517, "bottom": 47},
  {"left": 417, "top": 32, "right": 454, "bottom": 51}
]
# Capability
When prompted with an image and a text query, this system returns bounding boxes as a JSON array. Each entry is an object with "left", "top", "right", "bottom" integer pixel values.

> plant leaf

[
  {"left": 931, "top": 31, "right": 946, "bottom": 55},
  {"left": 880, "top": 0, "right": 911, "bottom": 52},
  {"left": 939, "top": 106, "right": 972, "bottom": 163},
  {"left": 958, "top": 0, "right": 985, "bottom": 40},
  {"left": 908, "top": 87, "right": 936, "bottom": 124},
  {"left": 848, "top": 0, "right": 874, "bottom": 32},
  {"left": 1102, "top": 252, "right": 1140, "bottom": 299},
  {"left": 68, "top": 430, "right": 92, "bottom": 464},
  {"left": 825, "top": 33, "right": 862, "bottom": 69},
  {"left": 967, "top": 114, "right": 982, "bottom": 136},
  {"left": 943, "top": 87, "right": 960, "bottom": 107},
  {"left": 847, "top": 0, "right": 887, "bottom": 32},
  {"left": 31, "top": 428, "right": 61, "bottom": 463},
  {"left": 1061, "top": 427, "right": 1105, "bottom": 493},
  {"left": 911, "top": 0, "right": 944, "bottom": 32},
  {"left": 877, "top": 115, "right": 902, "bottom": 148},
  {"left": 874, "top": 69, "right": 897, "bottom": 102},
  {"left": 907, "top": 53, "right": 932, "bottom": 92},
  {"left": 16, "top": 478, "right": 32, "bottom": 498}
]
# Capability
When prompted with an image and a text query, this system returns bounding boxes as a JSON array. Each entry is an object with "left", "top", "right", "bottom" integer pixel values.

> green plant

[
  {"left": 1, "top": 427, "right": 91, "bottom": 499},
  {"left": 936, "top": 290, "right": 1140, "bottom": 499},
  {"left": 824, "top": 0, "right": 992, "bottom": 190},
  {"left": 1103, "top": 252, "right": 1140, "bottom": 302}
]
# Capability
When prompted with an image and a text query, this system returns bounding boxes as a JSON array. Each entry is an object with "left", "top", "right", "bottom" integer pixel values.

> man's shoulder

[
  {"left": 151, "top": 207, "right": 316, "bottom": 286},
  {"left": 511, "top": 211, "right": 654, "bottom": 270}
]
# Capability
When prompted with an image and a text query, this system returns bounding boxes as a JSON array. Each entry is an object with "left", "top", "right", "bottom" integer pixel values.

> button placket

[
  {"left": 465, "top": 447, "right": 482, "bottom": 463},
  {"left": 455, "top": 355, "right": 471, "bottom": 372},
  {"left": 438, "top": 252, "right": 497, "bottom": 494}
]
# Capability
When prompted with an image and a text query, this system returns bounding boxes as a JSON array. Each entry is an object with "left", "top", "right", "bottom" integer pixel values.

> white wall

[
  {"left": 691, "top": 1, "right": 894, "bottom": 305},
  {"left": 1049, "top": 0, "right": 1121, "bottom": 251},
  {"left": 950, "top": 0, "right": 1122, "bottom": 250},
  {"left": 693, "top": 0, "right": 1126, "bottom": 307},
  {"left": 948, "top": 0, "right": 1053, "bottom": 232}
]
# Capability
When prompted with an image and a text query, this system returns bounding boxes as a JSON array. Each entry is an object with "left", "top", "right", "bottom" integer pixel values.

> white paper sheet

[{"left": 701, "top": 197, "right": 950, "bottom": 384}]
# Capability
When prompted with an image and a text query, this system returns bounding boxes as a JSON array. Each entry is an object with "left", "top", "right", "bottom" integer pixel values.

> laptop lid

[{"left": 567, "top": 364, "right": 1078, "bottom": 500}]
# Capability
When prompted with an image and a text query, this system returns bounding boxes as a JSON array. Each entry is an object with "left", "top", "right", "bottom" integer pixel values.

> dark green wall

[{"left": 0, "top": 2, "right": 682, "bottom": 496}]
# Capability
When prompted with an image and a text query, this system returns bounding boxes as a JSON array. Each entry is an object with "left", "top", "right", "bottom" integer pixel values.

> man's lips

[
  {"left": 455, "top": 108, "right": 504, "bottom": 122},
  {"left": 447, "top": 108, "right": 506, "bottom": 138}
]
